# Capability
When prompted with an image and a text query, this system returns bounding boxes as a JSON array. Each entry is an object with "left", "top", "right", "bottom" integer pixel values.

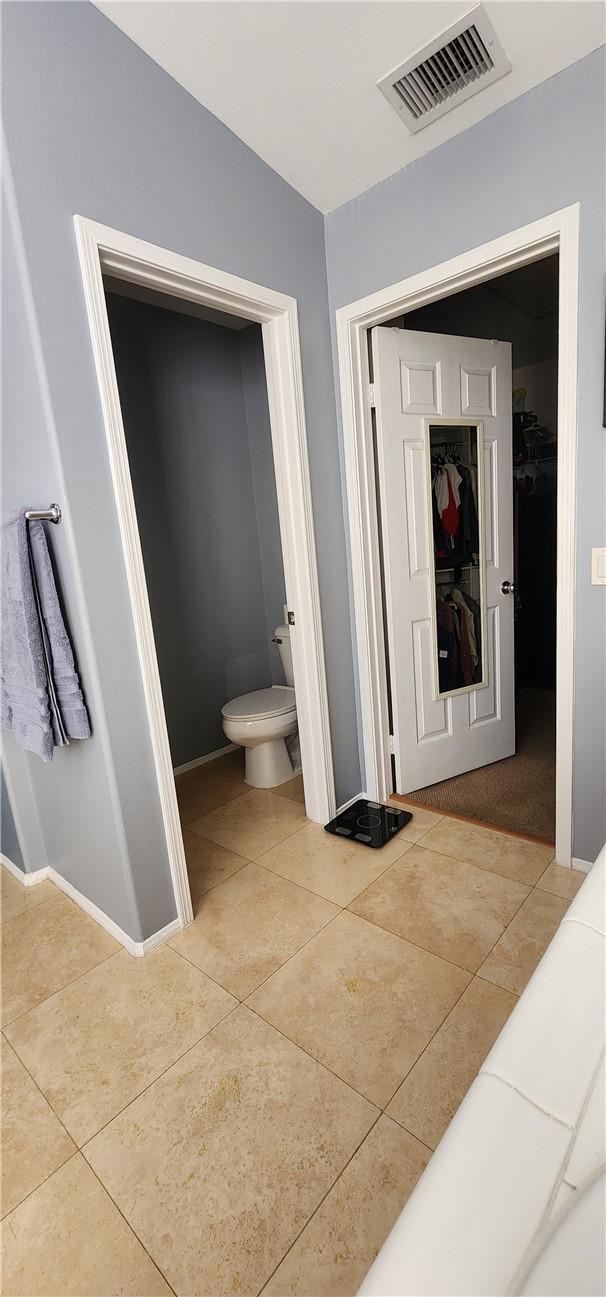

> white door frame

[
  {"left": 75, "top": 216, "right": 335, "bottom": 930},
  {"left": 336, "top": 204, "right": 579, "bottom": 866}
]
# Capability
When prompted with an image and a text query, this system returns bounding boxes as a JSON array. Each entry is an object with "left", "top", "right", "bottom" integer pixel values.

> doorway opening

[
  {"left": 104, "top": 283, "right": 307, "bottom": 912},
  {"left": 336, "top": 206, "right": 579, "bottom": 867},
  {"left": 75, "top": 217, "right": 334, "bottom": 936},
  {"left": 380, "top": 255, "right": 559, "bottom": 843}
]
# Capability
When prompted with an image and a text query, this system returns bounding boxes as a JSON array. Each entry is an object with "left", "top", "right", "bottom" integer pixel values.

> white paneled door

[{"left": 372, "top": 326, "right": 515, "bottom": 793}]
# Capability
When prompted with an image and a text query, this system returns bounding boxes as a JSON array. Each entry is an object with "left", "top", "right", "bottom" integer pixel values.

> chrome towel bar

[{"left": 25, "top": 503, "right": 62, "bottom": 524}]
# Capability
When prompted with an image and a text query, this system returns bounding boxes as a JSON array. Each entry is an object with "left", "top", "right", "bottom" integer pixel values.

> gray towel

[{"left": 1, "top": 511, "right": 91, "bottom": 760}]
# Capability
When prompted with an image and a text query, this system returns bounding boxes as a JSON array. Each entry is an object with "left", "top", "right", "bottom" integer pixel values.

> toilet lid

[{"left": 221, "top": 686, "right": 295, "bottom": 722}]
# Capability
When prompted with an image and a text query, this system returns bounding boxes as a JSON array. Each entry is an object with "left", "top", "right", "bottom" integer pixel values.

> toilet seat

[{"left": 221, "top": 686, "right": 295, "bottom": 724}]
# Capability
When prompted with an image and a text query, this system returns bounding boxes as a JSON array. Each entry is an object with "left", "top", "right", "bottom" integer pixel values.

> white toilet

[{"left": 221, "top": 624, "right": 298, "bottom": 788}]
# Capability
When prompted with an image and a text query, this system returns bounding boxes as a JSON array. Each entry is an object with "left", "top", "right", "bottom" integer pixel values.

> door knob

[{"left": 501, "top": 580, "right": 515, "bottom": 595}]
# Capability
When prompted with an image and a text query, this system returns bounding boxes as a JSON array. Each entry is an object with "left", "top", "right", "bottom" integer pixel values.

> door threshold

[{"left": 390, "top": 794, "right": 555, "bottom": 850}]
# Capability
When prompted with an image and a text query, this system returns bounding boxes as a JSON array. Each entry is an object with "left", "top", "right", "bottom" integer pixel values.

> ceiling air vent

[{"left": 378, "top": 5, "right": 511, "bottom": 134}]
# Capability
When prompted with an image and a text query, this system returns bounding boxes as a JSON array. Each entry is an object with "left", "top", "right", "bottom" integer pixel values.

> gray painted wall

[
  {"left": 325, "top": 47, "right": 606, "bottom": 863},
  {"left": 3, "top": 1, "right": 604, "bottom": 943},
  {"left": 1, "top": 768, "right": 25, "bottom": 871},
  {"left": 2, "top": 171, "right": 141, "bottom": 919},
  {"left": 106, "top": 293, "right": 285, "bottom": 768},
  {"left": 2, "top": 0, "right": 358, "bottom": 940}
]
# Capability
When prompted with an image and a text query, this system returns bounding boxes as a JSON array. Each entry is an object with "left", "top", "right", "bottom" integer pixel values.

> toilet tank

[{"left": 274, "top": 625, "right": 294, "bottom": 687}]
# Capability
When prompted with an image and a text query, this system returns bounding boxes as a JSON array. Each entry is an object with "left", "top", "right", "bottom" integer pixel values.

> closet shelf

[{"left": 514, "top": 455, "right": 557, "bottom": 467}]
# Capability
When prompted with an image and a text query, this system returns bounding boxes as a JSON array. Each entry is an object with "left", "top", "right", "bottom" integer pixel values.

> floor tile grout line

[
  {"left": 342, "top": 905, "right": 484, "bottom": 978},
  {"left": 8, "top": 911, "right": 372, "bottom": 1171},
  {"left": 383, "top": 973, "right": 520, "bottom": 1133},
  {"left": 5, "top": 978, "right": 242, "bottom": 1157},
  {"left": 379, "top": 973, "right": 479, "bottom": 1117},
  {"left": 347, "top": 851, "right": 546, "bottom": 988},
  {"left": 267, "top": 785, "right": 305, "bottom": 807},
  {"left": 407, "top": 834, "right": 549, "bottom": 889},
  {"left": 253, "top": 1109, "right": 385, "bottom": 1297},
  {"left": 182, "top": 828, "right": 252, "bottom": 868},
  {"left": 5, "top": 766, "right": 567, "bottom": 1288},
  {"left": 73, "top": 998, "right": 245, "bottom": 1152},
  {"left": 0, "top": 888, "right": 70, "bottom": 929},
  {"left": 244, "top": 1000, "right": 384, "bottom": 1113},
  {"left": 253, "top": 836, "right": 417, "bottom": 908},
  {"left": 482, "top": 879, "right": 573, "bottom": 958},
  {"left": 4, "top": 862, "right": 545, "bottom": 1106},
  {"left": 242, "top": 915, "right": 482, "bottom": 1111},
  {"left": 1, "top": 945, "right": 122, "bottom": 1032},
  {"left": 178, "top": 786, "right": 251, "bottom": 828},
  {"left": 255, "top": 1110, "right": 434, "bottom": 1297},
  {"left": 183, "top": 803, "right": 538, "bottom": 931},
  {"left": 78, "top": 998, "right": 377, "bottom": 1193},
  {"left": 0, "top": 1037, "right": 79, "bottom": 1222},
  {"left": 168, "top": 887, "right": 509, "bottom": 1120},
  {"left": 381, "top": 951, "right": 527, "bottom": 1138},
  {"left": 188, "top": 851, "right": 344, "bottom": 912},
  {"left": 247, "top": 971, "right": 469, "bottom": 1119},
  {"left": 83, "top": 1155, "right": 178, "bottom": 1296},
  {"left": 165, "top": 941, "right": 246, "bottom": 1001},
  {"left": 193, "top": 810, "right": 310, "bottom": 862},
  {"left": 6, "top": 834, "right": 552, "bottom": 1144},
  {"left": 71, "top": 995, "right": 388, "bottom": 1284},
  {"left": 4, "top": 945, "right": 240, "bottom": 1142},
  {"left": 171, "top": 893, "right": 345, "bottom": 1003},
  {"left": 0, "top": 1148, "right": 85, "bottom": 1225},
  {"left": 1, "top": 1031, "right": 78, "bottom": 1146},
  {"left": 252, "top": 855, "right": 350, "bottom": 907},
  {"left": 188, "top": 856, "right": 250, "bottom": 904},
  {"left": 473, "top": 879, "right": 546, "bottom": 981},
  {"left": 239, "top": 1005, "right": 385, "bottom": 1113}
]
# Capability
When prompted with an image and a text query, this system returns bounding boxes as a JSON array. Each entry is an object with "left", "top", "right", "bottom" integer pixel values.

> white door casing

[
  {"left": 74, "top": 215, "right": 335, "bottom": 941},
  {"left": 372, "top": 326, "right": 515, "bottom": 792},
  {"left": 336, "top": 205, "right": 579, "bottom": 865}
]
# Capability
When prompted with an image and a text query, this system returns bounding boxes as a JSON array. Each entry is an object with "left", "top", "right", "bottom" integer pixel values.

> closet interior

[
  {"left": 389, "top": 254, "right": 559, "bottom": 841},
  {"left": 430, "top": 424, "right": 482, "bottom": 694}
]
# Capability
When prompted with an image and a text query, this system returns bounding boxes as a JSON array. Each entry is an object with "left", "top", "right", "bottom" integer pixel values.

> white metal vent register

[{"left": 378, "top": 5, "right": 511, "bottom": 134}]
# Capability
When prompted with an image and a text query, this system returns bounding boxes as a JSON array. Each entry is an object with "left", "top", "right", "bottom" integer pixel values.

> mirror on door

[{"left": 426, "top": 421, "right": 486, "bottom": 698}]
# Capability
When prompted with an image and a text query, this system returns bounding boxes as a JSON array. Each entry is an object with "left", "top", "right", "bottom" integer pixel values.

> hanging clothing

[
  {"left": 452, "top": 588, "right": 478, "bottom": 668},
  {"left": 469, "top": 463, "right": 478, "bottom": 513},
  {"left": 432, "top": 491, "right": 448, "bottom": 558},
  {"left": 436, "top": 596, "right": 458, "bottom": 693},
  {"left": 444, "top": 461, "right": 462, "bottom": 507},
  {"left": 433, "top": 467, "right": 450, "bottom": 518},
  {"left": 461, "top": 590, "right": 482, "bottom": 675},
  {"left": 448, "top": 596, "right": 475, "bottom": 685},
  {"left": 441, "top": 473, "right": 460, "bottom": 538}
]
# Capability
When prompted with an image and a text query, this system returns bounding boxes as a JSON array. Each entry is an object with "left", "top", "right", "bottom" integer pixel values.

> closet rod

[{"left": 25, "top": 503, "right": 62, "bottom": 524}]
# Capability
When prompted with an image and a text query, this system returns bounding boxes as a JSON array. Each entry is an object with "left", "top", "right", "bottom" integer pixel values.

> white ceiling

[{"left": 94, "top": 1, "right": 605, "bottom": 213}]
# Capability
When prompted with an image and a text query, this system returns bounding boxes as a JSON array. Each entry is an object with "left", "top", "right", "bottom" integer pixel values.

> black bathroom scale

[{"left": 324, "top": 798, "right": 413, "bottom": 848}]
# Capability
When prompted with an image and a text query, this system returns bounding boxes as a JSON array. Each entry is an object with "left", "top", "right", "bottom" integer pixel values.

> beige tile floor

[{"left": 1, "top": 752, "right": 585, "bottom": 1297}]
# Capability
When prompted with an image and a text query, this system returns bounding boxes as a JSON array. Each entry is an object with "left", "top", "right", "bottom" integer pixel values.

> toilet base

[{"left": 244, "top": 737, "right": 294, "bottom": 789}]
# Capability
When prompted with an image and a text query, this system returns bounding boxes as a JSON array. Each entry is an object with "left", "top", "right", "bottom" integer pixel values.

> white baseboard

[
  {"left": 572, "top": 856, "right": 594, "bottom": 874},
  {"left": 0, "top": 856, "right": 183, "bottom": 957},
  {"left": 0, "top": 853, "right": 49, "bottom": 886},
  {"left": 173, "top": 743, "right": 236, "bottom": 776},
  {"left": 141, "top": 917, "right": 183, "bottom": 954}
]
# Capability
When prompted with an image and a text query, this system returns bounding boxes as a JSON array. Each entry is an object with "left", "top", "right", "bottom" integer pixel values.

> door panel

[{"left": 372, "top": 326, "right": 514, "bottom": 794}]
